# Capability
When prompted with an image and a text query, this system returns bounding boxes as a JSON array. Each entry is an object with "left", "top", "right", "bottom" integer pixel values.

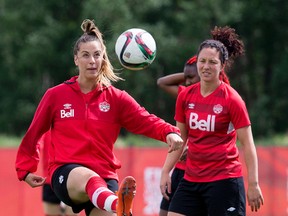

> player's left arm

[{"left": 237, "top": 126, "right": 264, "bottom": 212}]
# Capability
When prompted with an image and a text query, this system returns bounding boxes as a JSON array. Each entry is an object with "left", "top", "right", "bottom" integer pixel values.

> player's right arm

[
  {"left": 16, "top": 89, "right": 53, "bottom": 181},
  {"left": 25, "top": 173, "right": 46, "bottom": 188},
  {"left": 160, "top": 122, "right": 188, "bottom": 200}
]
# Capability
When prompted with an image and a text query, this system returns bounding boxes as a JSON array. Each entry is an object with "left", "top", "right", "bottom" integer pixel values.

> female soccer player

[
  {"left": 15, "top": 19, "right": 183, "bottom": 216},
  {"left": 160, "top": 26, "right": 264, "bottom": 216}
]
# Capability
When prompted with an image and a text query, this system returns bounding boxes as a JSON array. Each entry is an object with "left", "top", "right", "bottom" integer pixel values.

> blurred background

[
  {"left": 1, "top": 0, "right": 288, "bottom": 139},
  {"left": 1, "top": 0, "right": 288, "bottom": 215}
]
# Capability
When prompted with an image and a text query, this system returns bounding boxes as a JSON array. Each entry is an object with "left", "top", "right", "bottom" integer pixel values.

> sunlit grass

[
  {"left": 255, "top": 133, "right": 288, "bottom": 146},
  {"left": 0, "top": 134, "right": 22, "bottom": 147},
  {"left": 115, "top": 134, "right": 165, "bottom": 148}
]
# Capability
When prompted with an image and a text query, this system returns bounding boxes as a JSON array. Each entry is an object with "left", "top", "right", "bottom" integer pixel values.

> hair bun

[
  {"left": 210, "top": 26, "right": 244, "bottom": 59},
  {"left": 81, "top": 19, "right": 93, "bottom": 33}
]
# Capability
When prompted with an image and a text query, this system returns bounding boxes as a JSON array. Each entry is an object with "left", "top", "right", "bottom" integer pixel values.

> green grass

[
  {"left": 0, "top": 134, "right": 22, "bottom": 147},
  {"left": 0, "top": 133, "right": 166, "bottom": 148},
  {"left": 115, "top": 134, "right": 166, "bottom": 148},
  {"left": 0, "top": 133, "right": 287, "bottom": 148},
  {"left": 254, "top": 133, "right": 288, "bottom": 146}
]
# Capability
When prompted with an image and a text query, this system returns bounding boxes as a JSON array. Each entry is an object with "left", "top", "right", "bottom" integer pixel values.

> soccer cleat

[{"left": 116, "top": 176, "right": 136, "bottom": 216}]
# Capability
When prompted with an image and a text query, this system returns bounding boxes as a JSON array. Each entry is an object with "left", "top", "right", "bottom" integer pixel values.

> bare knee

[{"left": 67, "top": 167, "right": 99, "bottom": 203}]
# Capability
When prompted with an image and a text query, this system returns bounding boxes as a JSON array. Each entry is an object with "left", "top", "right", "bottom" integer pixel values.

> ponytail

[{"left": 220, "top": 69, "right": 230, "bottom": 85}]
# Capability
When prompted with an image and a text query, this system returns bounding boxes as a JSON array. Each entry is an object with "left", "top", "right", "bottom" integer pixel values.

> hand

[
  {"left": 25, "top": 173, "right": 46, "bottom": 188},
  {"left": 160, "top": 171, "right": 171, "bottom": 201},
  {"left": 247, "top": 183, "right": 264, "bottom": 212},
  {"left": 166, "top": 133, "right": 183, "bottom": 153}
]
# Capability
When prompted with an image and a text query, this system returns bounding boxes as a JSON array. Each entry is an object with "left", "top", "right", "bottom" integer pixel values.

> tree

[
  {"left": 0, "top": 0, "right": 288, "bottom": 138},
  {"left": 0, "top": 0, "right": 82, "bottom": 134}
]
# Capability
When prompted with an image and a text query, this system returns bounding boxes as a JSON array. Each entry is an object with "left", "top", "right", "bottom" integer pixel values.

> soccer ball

[{"left": 115, "top": 28, "right": 157, "bottom": 71}]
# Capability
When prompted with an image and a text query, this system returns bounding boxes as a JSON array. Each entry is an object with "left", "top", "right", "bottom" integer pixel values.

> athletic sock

[{"left": 85, "top": 175, "right": 118, "bottom": 212}]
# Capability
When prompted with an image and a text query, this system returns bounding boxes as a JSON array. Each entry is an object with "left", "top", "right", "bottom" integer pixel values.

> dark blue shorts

[
  {"left": 42, "top": 183, "right": 61, "bottom": 204},
  {"left": 51, "top": 164, "right": 118, "bottom": 215},
  {"left": 169, "top": 177, "right": 246, "bottom": 216},
  {"left": 160, "top": 168, "right": 185, "bottom": 211}
]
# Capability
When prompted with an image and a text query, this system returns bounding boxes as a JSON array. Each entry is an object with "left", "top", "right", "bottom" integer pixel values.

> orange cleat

[{"left": 116, "top": 176, "right": 136, "bottom": 216}]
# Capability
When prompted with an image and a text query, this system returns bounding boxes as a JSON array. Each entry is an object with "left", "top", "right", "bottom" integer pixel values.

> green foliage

[
  {"left": 270, "top": 51, "right": 288, "bottom": 133},
  {"left": 0, "top": 0, "right": 288, "bottom": 138}
]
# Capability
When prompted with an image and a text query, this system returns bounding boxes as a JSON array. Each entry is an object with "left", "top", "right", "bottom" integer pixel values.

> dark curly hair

[
  {"left": 211, "top": 26, "right": 245, "bottom": 67},
  {"left": 196, "top": 26, "right": 245, "bottom": 85}
]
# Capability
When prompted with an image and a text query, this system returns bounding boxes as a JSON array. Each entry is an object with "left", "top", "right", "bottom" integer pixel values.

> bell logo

[
  {"left": 60, "top": 103, "right": 75, "bottom": 118},
  {"left": 189, "top": 113, "right": 215, "bottom": 131},
  {"left": 60, "top": 109, "right": 74, "bottom": 118}
]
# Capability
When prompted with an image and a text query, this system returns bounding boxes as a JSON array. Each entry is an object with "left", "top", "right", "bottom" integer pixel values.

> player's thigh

[
  {"left": 168, "top": 212, "right": 185, "bottom": 216},
  {"left": 168, "top": 179, "right": 207, "bottom": 216},
  {"left": 170, "top": 168, "right": 185, "bottom": 193},
  {"left": 88, "top": 207, "right": 115, "bottom": 216},
  {"left": 42, "top": 183, "right": 61, "bottom": 204},
  {"left": 160, "top": 168, "right": 185, "bottom": 214},
  {"left": 43, "top": 202, "right": 62, "bottom": 215},
  {"left": 62, "top": 202, "right": 79, "bottom": 215},
  {"left": 52, "top": 164, "right": 90, "bottom": 206},
  {"left": 205, "top": 177, "right": 246, "bottom": 216},
  {"left": 159, "top": 208, "right": 168, "bottom": 216},
  {"left": 67, "top": 165, "right": 98, "bottom": 200}
]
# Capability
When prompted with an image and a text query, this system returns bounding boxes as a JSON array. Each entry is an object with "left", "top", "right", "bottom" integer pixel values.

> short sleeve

[
  {"left": 228, "top": 90, "right": 251, "bottom": 129},
  {"left": 174, "top": 89, "right": 186, "bottom": 123}
]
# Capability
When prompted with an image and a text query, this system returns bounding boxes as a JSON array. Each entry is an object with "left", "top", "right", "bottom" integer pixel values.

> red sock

[{"left": 85, "top": 176, "right": 118, "bottom": 212}]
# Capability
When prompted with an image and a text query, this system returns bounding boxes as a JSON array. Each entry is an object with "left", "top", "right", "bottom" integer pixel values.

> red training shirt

[
  {"left": 175, "top": 82, "right": 250, "bottom": 182},
  {"left": 16, "top": 76, "right": 180, "bottom": 182},
  {"left": 38, "top": 131, "right": 51, "bottom": 184}
]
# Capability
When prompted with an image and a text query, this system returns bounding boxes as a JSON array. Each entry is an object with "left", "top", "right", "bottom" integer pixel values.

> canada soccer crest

[
  {"left": 213, "top": 104, "right": 223, "bottom": 114},
  {"left": 99, "top": 101, "right": 110, "bottom": 112}
]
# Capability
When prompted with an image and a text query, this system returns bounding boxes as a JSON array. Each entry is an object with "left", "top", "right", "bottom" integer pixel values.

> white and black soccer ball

[{"left": 115, "top": 28, "right": 157, "bottom": 71}]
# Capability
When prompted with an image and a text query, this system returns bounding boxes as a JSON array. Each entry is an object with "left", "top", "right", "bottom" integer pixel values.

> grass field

[
  {"left": 0, "top": 133, "right": 165, "bottom": 148},
  {"left": 0, "top": 134, "right": 22, "bottom": 147},
  {"left": 0, "top": 133, "right": 287, "bottom": 148}
]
